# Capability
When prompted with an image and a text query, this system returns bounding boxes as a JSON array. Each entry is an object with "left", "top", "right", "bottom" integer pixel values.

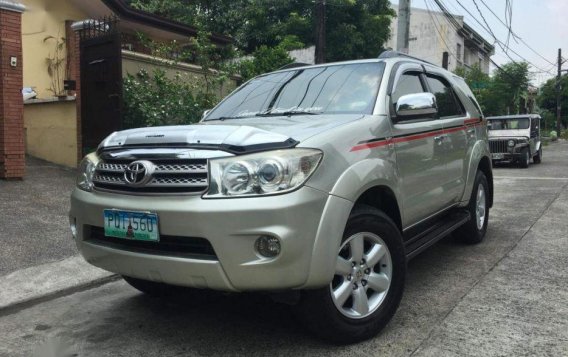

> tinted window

[
  {"left": 205, "top": 62, "right": 385, "bottom": 120},
  {"left": 425, "top": 75, "right": 463, "bottom": 118},
  {"left": 392, "top": 73, "right": 424, "bottom": 107},
  {"left": 453, "top": 76, "right": 483, "bottom": 117}
]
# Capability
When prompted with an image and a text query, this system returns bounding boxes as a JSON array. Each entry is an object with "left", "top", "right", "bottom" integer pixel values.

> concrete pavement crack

[{"left": 408, "top": 179, "right": 568, "bottom": 357}]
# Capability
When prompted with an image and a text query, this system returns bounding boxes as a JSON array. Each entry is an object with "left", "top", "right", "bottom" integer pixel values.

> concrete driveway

[
  {"left": 0, "top": 157, "right": 76, "bottom": 275},
  {"left": 1, "top": 143, "right": 567, "bottom": 356}
]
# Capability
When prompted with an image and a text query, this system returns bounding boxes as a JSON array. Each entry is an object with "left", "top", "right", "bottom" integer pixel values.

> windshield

[
  {"left": 488, "top": 118, "right": 530, "bottom": 130},
  {"left": 205, "top": 62, "right": 385, "bottom": 120}
]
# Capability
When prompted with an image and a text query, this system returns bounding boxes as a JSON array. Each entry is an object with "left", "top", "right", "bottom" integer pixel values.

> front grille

[
  {"left": 85, "top": 226, "right": 217, "bottom": 260},
  {"left": 489, "top": 139, "right": 513, "bottom": 154},
  {"left": 93, "top": 158, "right": 208, "bottom": 194}
]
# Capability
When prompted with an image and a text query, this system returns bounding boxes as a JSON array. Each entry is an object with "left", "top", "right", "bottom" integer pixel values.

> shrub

[
  {"left": 239, "top": 45, "right": 294, "bottom": 81},
  {"left": 122, "top": 69, "right": 208, "bottom": 129}
]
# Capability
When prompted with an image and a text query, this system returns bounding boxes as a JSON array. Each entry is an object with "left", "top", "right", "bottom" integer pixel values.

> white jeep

[{"left": 487, "top": 114, "right": 542, "bottom": 168}]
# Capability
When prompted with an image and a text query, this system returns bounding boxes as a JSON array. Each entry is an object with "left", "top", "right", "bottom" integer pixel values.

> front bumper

[
  {"left": 491, "top": 144, "right": 528, "bottom": 162},
  {"left": 70, "top": 186, "right": 352, "bottom": 292}
]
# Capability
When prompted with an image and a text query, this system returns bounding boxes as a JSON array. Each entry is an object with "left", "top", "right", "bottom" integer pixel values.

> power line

[
  {"left": 435, "top": 0, "right": 554, "bottom": 75},
  {"left": 478, "top": 0, "right": 555, "bottom": 67},
  {"left": 423, "top": 0, "right": 458, "bottom": 62}
]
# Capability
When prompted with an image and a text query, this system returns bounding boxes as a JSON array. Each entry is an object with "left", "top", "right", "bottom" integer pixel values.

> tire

[
  {"left": 519, "top": 148, "right": 530, "bottom": 168},
  {"left": 455, "top": 171, "right": 489, "bottom": 244},
  {"left": 122, "top": 276, "right": 192, "bottom": 297},
  {"left": 294, "top": 206, "right": 406, "bottom": 344},
  {"left": 533, "top": 146, "right": 542, "bottom": 164}
]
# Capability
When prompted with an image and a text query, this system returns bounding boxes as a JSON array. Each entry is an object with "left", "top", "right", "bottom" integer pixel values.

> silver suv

[{"left": 70, "top": 52, "right": 493, "bottom": 344}]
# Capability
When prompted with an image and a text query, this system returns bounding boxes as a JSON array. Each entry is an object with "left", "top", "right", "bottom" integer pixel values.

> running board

[{"left": 404, "top": 210, "right": 470, "bottom": 260}]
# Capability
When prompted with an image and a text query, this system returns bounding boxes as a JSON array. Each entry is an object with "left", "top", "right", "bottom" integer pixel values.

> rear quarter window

[{"left": 452, "top": 76, "right": 483, "bottom": 118}]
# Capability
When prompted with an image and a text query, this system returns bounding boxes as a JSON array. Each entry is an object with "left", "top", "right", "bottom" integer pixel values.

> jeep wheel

[
  {"left": 295, "top": 206, "right": 405, "bottom": 344},
  {"left": 533, "top": 146, "right": 542, "bottom": 164},
  {"left": 519, "top": 148, "right": 530, "bottom": 168},
  {"left": 455, "top": 170, "right": 489, "bottom": 244}
]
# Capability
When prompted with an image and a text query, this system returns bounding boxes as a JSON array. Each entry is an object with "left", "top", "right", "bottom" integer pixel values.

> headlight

[
  {"left": 76, "top": 154, "right": 98, "bottom": 192},
  {"left": 508, "top": 139, "right": 515, "bottom": 147},
  {"left": 205, "top": 148, "right": 323, "bottom": 198}
]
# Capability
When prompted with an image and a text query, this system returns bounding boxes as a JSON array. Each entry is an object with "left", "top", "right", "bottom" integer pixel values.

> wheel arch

[
  {"left": 477, "top": 156, "right": 493, "bottom": 208},
  {"left": 354, "top": 185, "right": 403, "bottom": 232}
]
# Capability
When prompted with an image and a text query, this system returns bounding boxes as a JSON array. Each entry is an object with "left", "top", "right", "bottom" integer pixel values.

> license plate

[
  {"left": 103, "top": 209, "right": 159, "bottom": 242},
  {"left": 492, "top": 153, "right": 505, "bottom": 160}
]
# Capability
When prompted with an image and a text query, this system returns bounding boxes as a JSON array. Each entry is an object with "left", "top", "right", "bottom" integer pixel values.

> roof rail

[
  {"left": 278, "top": 62, "right": 312, "bottom": 70},
  {"left": 378, "top": 50, "right": 436, "bottom": 66}
]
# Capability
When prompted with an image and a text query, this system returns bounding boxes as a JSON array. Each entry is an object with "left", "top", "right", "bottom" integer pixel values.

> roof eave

[{"left": 100, "top": 0, "right": 233, "bottom": 45}]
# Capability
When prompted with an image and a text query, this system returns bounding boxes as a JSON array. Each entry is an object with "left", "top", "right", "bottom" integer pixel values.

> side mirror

[
  {"left": 201, "top": 109, "right": 211, "bottom": 120},
  {"left": 395, "top": 92, "right": 437, "bottom": 119}
]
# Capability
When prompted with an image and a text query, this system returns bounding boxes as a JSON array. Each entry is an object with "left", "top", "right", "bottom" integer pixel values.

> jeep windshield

[
  {"left": 488, "top": 118, "right": 530, "bottom": 130},
  {"left": 204, "top": 62, "right": 385, "bottom": 121}
]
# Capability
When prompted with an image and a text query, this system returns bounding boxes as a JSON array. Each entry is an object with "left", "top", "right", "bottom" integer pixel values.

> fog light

[
  {"left": 508, "top": 139, "right": 515, "bottom": 147},
  {"left": 69, "top": 217, "right": 77, "bottom": 239},
  {"left": 255, "top": 235, "right": 281, "bottom": 257}
]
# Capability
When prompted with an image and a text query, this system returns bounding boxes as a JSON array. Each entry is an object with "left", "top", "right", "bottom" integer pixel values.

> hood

[
  {"left": 488, "top": 129, "right": 529, "bottom": 139},
  {"left": 99, "top": 114, "right": 363, "bottom": 153}
]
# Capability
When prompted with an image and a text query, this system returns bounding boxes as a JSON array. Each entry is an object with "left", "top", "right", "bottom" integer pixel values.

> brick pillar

[
  {"left": 69, "top": 21, "right": 83, "bottom": 164},
  {"left": 0, "top": 2, "right": 25, "bottom": 179},
  {"left": 71, "top": 20, "right": 93, "bottom": 165}
]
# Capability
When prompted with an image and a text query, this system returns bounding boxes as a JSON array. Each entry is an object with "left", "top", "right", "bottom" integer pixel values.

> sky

[{"left": 391, "top": 0, "right": 565, "bottom": 86}]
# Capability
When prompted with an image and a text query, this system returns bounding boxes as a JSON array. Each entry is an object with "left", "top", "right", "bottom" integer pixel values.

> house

[
  {"left": 19, "top": 0, "right": 235, "bottom": 169},
  {"left": 387, "top": 4, "right": 495, "bottom": 74}
]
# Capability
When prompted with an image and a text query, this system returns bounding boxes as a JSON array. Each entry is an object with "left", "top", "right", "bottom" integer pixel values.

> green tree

[
  {"left": 239, "top": 45, "right": 294, "bottom": 81},
  {"left": 454, "top": 63, "right": 491, "bottom": 113},
  {"left": 537, "top": 75, "right": 568, "bottom": 130},
  {"left": 488, "top": 62, "right": 531, "bottom": 116},
  {"left": 454, "top": 62, "right": 531, "bottom": 116},
  {"left": 127, "top": 0, "right": 395, "bottom": 62}
]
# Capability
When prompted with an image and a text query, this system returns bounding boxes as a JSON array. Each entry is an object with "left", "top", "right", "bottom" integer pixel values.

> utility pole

[
  {"left": 315, "top": 0, "right": 326, "bottom": 64},
  {"left": 557, "top": 48, "right": 563, "bottom": 134},
  {"left": 397, "top": 0, "right": 411, "bottom": 54}
]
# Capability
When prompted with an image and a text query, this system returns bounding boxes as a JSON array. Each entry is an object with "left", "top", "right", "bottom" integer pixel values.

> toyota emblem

[{"left": 124, "top": 160, "right": 154, "bottom": 186}]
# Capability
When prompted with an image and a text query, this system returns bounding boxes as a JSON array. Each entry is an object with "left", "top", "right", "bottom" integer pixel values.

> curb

[{"left": 0, "top": 256, "right": 119, "bottom": 316}]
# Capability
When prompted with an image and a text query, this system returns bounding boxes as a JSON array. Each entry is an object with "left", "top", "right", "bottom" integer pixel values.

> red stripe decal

[
  {"left": 351, "top": 118, "right": 484, "bottom": 151},
  {"left": 392, "top": 130, "right": 442, "bottom": 143},
  {"left": 464, "top": 118, "right": 481, "bottom": 125},
  {"left": 350, "top": 140, "right": 390, "bottom": 152}
]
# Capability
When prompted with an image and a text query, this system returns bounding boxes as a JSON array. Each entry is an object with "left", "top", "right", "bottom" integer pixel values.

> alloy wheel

[
  {"left": 330, "top": 232, "right": 392, "bottom": 319},
  {"left": 476, "top": 184, "right": 486, "bottom": 230}
]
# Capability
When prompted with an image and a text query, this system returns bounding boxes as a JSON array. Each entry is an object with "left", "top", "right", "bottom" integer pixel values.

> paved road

[
  {"left": 0, "top": 157, "right": 76, "bottom": 276},
  {"left": 1, "top": 142, "right": 567, "bottom": 356}
]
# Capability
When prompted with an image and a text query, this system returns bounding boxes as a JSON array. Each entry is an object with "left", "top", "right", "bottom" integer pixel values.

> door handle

[{"left": 434, "top": 135, "right": 444, "bottom": 141}]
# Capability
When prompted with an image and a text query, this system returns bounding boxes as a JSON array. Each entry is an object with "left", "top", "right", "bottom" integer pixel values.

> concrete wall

[
  {"left": 289, "top": 46, "right": 315, "bottom": 64},
  {"left": 24, "top": 99, "right": 78, "bottom": 168},
  {"left": 122, "top": 50, "right": 238, "bottom": 98},
  {"left": 388, "top": 4, "right": 491, "bottom": 74},
  {"left": 21, "top": 0, "right": 87, "bottom": 98}
]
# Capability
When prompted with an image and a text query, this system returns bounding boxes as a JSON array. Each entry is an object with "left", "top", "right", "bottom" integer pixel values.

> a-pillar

[{"left": 0, "top": 1, "right": 25, "bottom": 179}]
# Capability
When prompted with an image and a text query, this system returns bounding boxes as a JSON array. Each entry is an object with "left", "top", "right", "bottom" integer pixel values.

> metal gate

[{"left": 79, "top": 17, "right": 122, "bottom": 156}]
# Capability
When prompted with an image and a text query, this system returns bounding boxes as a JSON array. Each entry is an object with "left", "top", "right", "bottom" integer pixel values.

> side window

[
  {"left": 425, "top": 75, "right": 464, "bottom": 118},
  {"left": 392, "top": 72, "right": 425, "bottom": 108}
]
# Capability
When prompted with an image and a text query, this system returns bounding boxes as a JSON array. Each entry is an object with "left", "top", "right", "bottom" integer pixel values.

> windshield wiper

[
  {"left": 255, "top": 110, "right": 319, "bottom": 117},
  {"left": 206, "top": 116, "right": 252, "bottom": 121}
]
